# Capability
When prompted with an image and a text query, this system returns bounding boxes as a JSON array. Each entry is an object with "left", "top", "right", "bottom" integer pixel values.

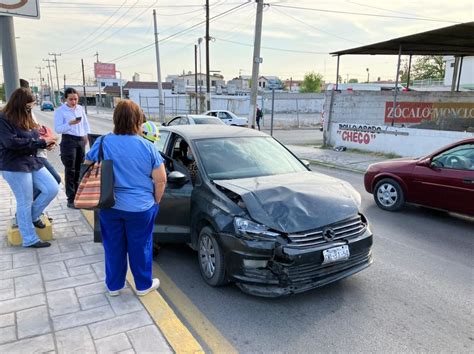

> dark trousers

[
  {"left": 33, "top": 157, "right": 61, "bottom": 200},
  {"left": 60, "top": 134, "right": 86, "bottom": 203},
  {"left": 99, "top": 205, "right": 159, "bottom": 291},
  {"left": 256, "top": 117, "right": 261, "bottom": 131}
]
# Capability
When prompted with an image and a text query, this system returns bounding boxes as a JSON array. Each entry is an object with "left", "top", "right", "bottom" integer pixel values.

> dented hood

[{"left": 214, "top": 171, "right": 359, "bottom": 233}]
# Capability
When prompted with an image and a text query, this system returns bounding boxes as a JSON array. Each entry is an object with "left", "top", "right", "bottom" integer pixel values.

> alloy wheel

[
  {"left": 199, "top": 234, "right": 216, "bottom": 278},
  {"left": 377, "top": 183, "right": 398, "bottom": 207}
]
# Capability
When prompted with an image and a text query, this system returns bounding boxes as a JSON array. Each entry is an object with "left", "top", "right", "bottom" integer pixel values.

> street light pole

[
  {"left": 366, "top": 68, "right": 370, "bottom": 83},
  {"left": 116, "top": 70, "right": 123, "bottom": 100},
  {"left": 249, "top": 0, "right": 264, "bottom": 129},
  {"left": 153, "top": 9, "right": 165, "bottom": 122},
  {"left": 0, "top": 16, "right": 20, "bottom": 100},
  {"left": 49, "top": 52, "right": 62, "bottom": 105}
]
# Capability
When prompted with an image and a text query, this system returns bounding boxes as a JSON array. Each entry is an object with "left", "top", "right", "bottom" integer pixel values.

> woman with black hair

[
  {"left": 0, "top": 88, "right": 59, "bottom": 248},
  {"left": 54, "top": 87, "right": 90, "bottom": 208}
]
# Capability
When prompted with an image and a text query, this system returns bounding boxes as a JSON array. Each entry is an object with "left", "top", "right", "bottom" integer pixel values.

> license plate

[{"left": 323, "top": 245, "right": 350, "bottom": 264}]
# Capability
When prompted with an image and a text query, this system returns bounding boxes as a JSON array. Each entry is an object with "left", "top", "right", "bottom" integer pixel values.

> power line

[
  {"left": 67, "top": 1, "right": 158, "bottom": 55},
  {"left": 346, "top": 0, "right": 459, "bottom": 22},
  {"left": 61, "top": 0, "right": 129, "bottom": 54},
  {"left": 214, "top": 37, "right": 329, "bottom": 54},
  {"left": 64, "top": 0, "right": 141, "bottom": 55},
  {"left": 271, "top": 6, "right": 362, "bottom": 44},
  {"left": 270, "top": 4, "right": 462, "bottom": 23},
  {"left": 107, "top": 1, "right": 252, "bottom": 64}
]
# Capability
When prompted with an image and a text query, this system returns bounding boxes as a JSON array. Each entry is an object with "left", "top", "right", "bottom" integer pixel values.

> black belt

[{"left": 62, "top": 134, "right": 84, "bottom": 141}]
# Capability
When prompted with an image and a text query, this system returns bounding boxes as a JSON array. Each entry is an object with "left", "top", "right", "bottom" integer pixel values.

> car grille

[
  {"left": 287, "top": 250, "right": 371, "bottom": 285},
  {"left": 287, "top": 215, "right": 366, "bottom": 248}
]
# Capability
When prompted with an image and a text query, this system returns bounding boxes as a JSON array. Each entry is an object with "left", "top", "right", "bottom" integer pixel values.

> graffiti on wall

[{"left": 337, "top": 123, "right": 409, "bottom": 145}]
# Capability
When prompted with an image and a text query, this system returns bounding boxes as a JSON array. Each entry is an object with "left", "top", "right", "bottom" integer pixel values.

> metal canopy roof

[{"left": 331, "top": 22, "right": 474, "bottom": 56}]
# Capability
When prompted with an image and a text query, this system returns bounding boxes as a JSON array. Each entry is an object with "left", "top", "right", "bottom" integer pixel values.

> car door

[
  {"left": 155, "top": 134, "right": 193, "bottom": 243},
  {"left": 411, "top": 143, "right": 474, "bottom": 215},
  {"left": 218, "top": 111, "right": 231, "bottom": 125}
]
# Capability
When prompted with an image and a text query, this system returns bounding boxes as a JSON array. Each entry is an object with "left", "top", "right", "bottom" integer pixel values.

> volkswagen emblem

[{"left": 322, "top": 227, "right": 336, "bottom": 241}]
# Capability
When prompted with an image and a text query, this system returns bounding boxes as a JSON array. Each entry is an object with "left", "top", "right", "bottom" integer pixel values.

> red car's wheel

[{"left": 374, "top": 178, "right": 405, "bottom": 211}]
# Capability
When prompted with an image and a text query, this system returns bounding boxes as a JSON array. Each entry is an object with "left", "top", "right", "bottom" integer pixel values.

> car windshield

[
  {"left": 195, "top": 136, "right": 307, "bottom": 180},
  {"left": 193, "top": 117, "right": 224, "bottom": 125}
]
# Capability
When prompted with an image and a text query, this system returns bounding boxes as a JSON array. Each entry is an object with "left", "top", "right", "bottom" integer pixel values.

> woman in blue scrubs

[{"left": 85, "top": 100, "right": 167, "bottom": 296}]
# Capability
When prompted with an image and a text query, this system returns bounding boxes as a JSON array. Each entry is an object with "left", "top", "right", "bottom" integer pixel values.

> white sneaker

[
  {"left": 136, "top": 278, "right": 160, "bottom": 296},
  {"left": 107, "top": 284, "right": 125, "bottom": 297}
]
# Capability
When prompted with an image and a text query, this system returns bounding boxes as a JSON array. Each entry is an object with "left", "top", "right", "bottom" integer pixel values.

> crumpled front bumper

[{"left": 219, "top": 228, "right": 373, "bottom": 297}]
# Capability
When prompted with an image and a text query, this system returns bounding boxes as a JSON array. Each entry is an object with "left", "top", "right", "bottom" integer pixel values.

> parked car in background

[
  {"left": 40, "top": 101, "right": 54, "bottom": 111},
  {"left": 94, "top": 125, "right": 373, "bottom": 297},
  {"left": 164, "top": 114, "right": 225, "bottom": 126},
  {"left": 364, "top": 138, "right": 474, "bottom": 216},
  {"left": 204, "top": 110, "right": 248, "bottom": 127}
]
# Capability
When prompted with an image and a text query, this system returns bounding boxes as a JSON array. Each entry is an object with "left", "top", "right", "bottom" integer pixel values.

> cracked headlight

[{"left": 234, "top": 217, "right": 280, "bottom": 240}]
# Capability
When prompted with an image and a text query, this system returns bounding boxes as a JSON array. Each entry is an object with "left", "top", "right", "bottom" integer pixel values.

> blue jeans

[
  {"left": 2, "top": 168, "right": 60, "bottom": 247},
  {"left": 99, "top": 204, "right": 159, "bottom": 291},
  {"left": 33, "top": 158, "right": 61, "bottom": 200}
]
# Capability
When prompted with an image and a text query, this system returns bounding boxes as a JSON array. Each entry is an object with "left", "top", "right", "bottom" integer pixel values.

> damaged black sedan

[{"left": 131, "top": 126, "right": 373, "bottom": 296}]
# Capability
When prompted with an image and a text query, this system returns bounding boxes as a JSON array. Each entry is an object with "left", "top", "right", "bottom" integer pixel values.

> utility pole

[
  {"left": 194, "top": 44, "right": 199, "bottom": 114},
  {"left": 153, "top": 9, "right": 165, "bottom": 122},
  {"left": 49, "top": 52, "right": 62, "bottom": 105},
  {"left": 0, "top": 16, "right": 20, "bottom": 100},
  {"left": 43, "top": 58, "right": 55, "bottom": 104},
  {"left": 36, "top": 66, "right": 44, "bottom": 101},
  {"left": 205, "top": 0, "right": 211, "bottom": 110},
  {"left": 94, "top": 52, "right": 100, "bottom": 114},
  {"left": 249, "top": 0, "right": 264, "bottom": 129},
  {"left": 81, "top": 59, "right": 88, "bottom": 114}
]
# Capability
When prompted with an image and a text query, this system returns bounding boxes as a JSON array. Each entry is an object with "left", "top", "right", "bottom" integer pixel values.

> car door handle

[{"left": 462, "top": 178, "right": 474, "bottom": 184}]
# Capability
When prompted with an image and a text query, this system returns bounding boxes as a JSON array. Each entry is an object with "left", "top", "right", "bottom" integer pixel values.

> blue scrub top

[{"left": 86, "top": 134, "right": 164, "bottom": 212}]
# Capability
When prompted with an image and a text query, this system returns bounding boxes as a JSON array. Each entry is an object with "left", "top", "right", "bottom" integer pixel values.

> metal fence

[{"left": 139, "top": 93, "right": 325, "bottom": 128}]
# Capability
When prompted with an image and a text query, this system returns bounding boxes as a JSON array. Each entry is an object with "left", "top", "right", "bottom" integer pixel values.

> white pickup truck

[{"left": 204, "top": 110, "right": 248, "bottom": 127}]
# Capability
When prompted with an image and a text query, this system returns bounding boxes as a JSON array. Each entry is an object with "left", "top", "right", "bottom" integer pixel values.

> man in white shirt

[{"left": 54, "top": 88, "right": 91, "bottom": 208}]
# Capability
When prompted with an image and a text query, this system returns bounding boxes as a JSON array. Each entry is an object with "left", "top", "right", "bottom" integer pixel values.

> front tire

[
  {"left": 198, "top": 226, "right": 226, "bottom": 286},
  {"left": 374, "top": 178, "right": 405, "bottom": 211}
]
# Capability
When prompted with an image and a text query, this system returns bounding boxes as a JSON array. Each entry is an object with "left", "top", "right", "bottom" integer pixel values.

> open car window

[{"left": 432, "top": 143, "right": 474, "bottom": 170}]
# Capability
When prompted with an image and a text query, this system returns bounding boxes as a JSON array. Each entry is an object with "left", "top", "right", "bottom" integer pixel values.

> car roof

[
  {"left": 159, "top": 124, "right": 266, "bottom": 140},
  {"left": 176, "top": 114, "right": 217, "bottom": 119}
]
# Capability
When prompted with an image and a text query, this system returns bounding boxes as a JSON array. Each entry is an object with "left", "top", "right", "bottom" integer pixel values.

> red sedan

[{"left": 364, "top": 138, "right": 474, "bottom": 216}]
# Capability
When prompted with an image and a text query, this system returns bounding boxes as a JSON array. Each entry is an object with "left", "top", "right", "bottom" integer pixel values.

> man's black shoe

[
  {"left": 67, "top": 202, "right": 77, "bottom": 209},
  {"left": 33, "top": 219, "right": 46, "bottom": 229},
  {"left": 28, "top": 241, "right": 51, "bottom": 248}
]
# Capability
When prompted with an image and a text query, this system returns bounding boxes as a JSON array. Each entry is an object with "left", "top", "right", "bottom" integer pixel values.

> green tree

[
  {"left": 411, "top": 56, "right": 445, "bottom": 81},
  {"left": 348, "top": 78, "right": 358, "bottom": 83},
  {"left": 300, "top": 72, "right": 323, "bottom": 93},
  {"left": 0, "top": 84, "right": 5, "bottom": 103}
]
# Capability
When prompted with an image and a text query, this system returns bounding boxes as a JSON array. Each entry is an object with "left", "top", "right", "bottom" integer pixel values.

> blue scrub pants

[{"left": 99, "top": 204, "right": 158, "bottom": 292}]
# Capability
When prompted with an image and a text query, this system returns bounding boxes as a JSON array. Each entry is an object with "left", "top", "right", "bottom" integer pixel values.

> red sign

[
  {"left": 384, "top": 102, "right": 433, "bottom": 123},
  {"left": 384, "top": 102, "right": 474, "bottom": 124},
  {"left": 94, "top": 63, "right": 116, "bottom": 79}
]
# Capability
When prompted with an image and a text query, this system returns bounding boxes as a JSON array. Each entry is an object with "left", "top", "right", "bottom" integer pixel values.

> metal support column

[
  {"left": 0, "top": 16, "right": 20, "bottom": 100},
  {"left": 391, "top": 45, "right": 402, "bottom": 127}
]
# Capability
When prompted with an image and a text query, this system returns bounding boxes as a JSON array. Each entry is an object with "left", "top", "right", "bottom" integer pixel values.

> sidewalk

[
  {"left": 287, "top": 145, "right": 390, "bottom": 172},
  {"left": 0, "top": 179, "right": 172, "bottom": 353}
]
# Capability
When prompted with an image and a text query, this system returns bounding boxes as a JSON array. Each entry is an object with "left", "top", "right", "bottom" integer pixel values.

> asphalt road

[{"left": 36, "top": 109, "right": 473, "bottom": 353}]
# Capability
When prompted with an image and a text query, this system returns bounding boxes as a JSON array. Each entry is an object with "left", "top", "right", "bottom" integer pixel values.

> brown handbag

[{"left": 74, "top": 135, "right": 115, "bottom": 210}]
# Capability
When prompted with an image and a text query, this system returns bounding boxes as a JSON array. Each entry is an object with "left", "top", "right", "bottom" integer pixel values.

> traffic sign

[{"left": 0, "top": 0, "right": 40, "bottom": 19}]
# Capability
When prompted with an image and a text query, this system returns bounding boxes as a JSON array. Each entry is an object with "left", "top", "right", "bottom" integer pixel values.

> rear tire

[
  {"left": 198, "top": 226, "right": 226, "bottom": 286},
  {"left": 374, "top": 178, "right": 405, "bottom": 211}
]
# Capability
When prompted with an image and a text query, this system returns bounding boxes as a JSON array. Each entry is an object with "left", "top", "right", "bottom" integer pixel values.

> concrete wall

[
  {"left": 328, "top": 122, "right": 473, "bottom": 157},
  {"left": 326, "top": 90, "right": 474, "bottom": 126}
]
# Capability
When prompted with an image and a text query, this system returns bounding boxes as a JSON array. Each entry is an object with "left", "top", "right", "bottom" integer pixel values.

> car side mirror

[
  {"left": 300, "top": 159, "right": 311, "bottom": 169},
  {"left": 416, "top": 158, "right": 431, "bottom": 167},
  {"left": 167, "top": 171, "right": 188, "bottom": 186}
]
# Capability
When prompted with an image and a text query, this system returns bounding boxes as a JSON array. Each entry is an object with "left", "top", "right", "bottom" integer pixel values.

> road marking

[
  {"left": 126, "top": 270, "right": 204, "bottom": 354},
  {"left": 80, "top": 210, "right": 204, "bottom": 353},
  {"left": 152, "top": 263, "right": 238, "bottom": 354}
]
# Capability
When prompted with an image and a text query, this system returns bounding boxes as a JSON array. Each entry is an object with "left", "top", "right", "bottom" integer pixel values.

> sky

[{"left": 1, "top": 0, "right": 473, "bottom": 87}]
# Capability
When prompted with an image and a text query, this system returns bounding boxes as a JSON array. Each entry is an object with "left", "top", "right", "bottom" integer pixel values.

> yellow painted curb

[{"left": 80, "top": 209, "right": 204, "bottom": 353}]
